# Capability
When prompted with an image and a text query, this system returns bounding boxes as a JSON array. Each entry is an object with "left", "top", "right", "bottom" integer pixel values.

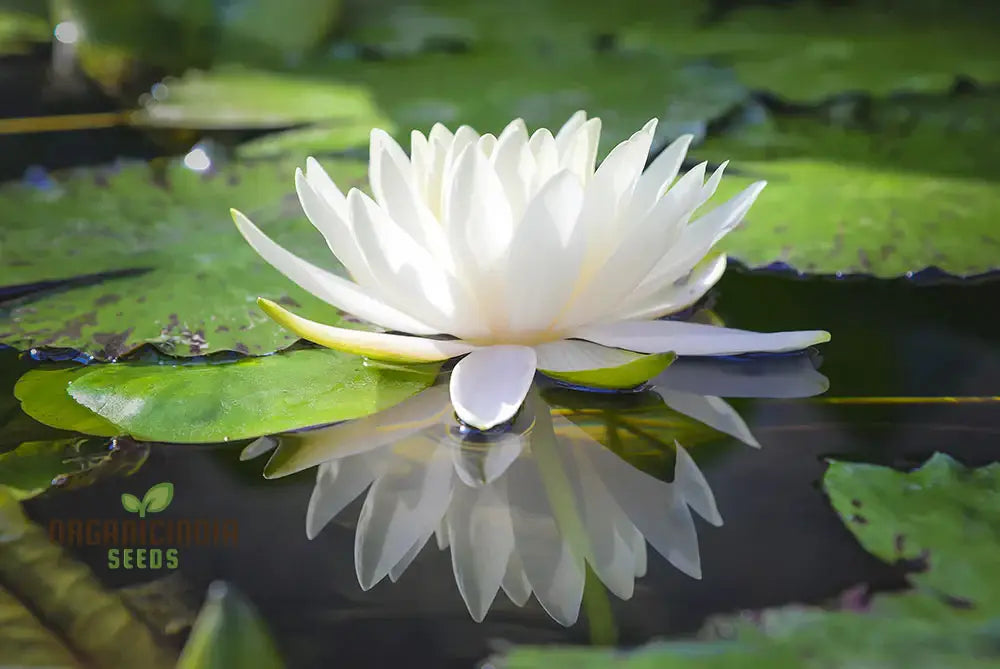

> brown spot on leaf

[
  {"left": 851, "top": 499, "right": 862, "bottom": 508},
  {"left": 879, "top": 245, "right": 894, "bottom": 260},
  {"left": 215, "top": 325, "right": 230, "bottom": 333},
  {"left": 136, "top": 296, "right": 147, "bottom": 303},
  {"left": 851, "top": 514, "right": 867, "bottom": 524},
  {"left": 234, "top": 342, "right": 250, "bottom": 354},
  {"left": 93, "top": 328, "right": 135, "bottom": 359},
  {"left": 277, "top": 295, "right": 301, "bottom": 308},
  {"left": 95, "top": 294, "right": 121, "bottom": 306},
  {"left": 895, "top": 534, "right": 905, "bottom": 553},
  {"left": 857, "top": 250, "right": 872, "bottom": 271},
  {"left": 41, "top": 311, "right": 97, "bottom": 344}
]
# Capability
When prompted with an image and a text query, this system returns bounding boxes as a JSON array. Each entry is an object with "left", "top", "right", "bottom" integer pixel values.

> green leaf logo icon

[{"left": 121, "top": 482, "right": 174, "bottom": 518}]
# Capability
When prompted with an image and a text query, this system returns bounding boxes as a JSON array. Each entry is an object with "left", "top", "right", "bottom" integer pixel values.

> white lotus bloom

[
  {"left": 232, "top": 111, "right": 830, "bottom": 429},
  {"left": 255, "top": 357, "right": 828, "bottom": 626}
]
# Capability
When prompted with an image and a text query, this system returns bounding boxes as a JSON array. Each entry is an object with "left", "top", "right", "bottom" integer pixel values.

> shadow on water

[{"left": 2, "top": 268, "right": 998, "bottom": 668}]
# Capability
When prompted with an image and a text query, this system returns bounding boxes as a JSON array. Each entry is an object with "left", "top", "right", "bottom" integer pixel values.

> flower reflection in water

[{"left": 254, "top": 354, "right": 828, "bottom": 626}]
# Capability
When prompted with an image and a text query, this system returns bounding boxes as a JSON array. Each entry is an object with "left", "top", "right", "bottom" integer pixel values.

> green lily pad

[
  {"left": 624, "top": 1, "right": 1000, "bottom": 101},
  {"left": 177, "top": 581, "right": 285, "bottom": 669},
  {"left": 134, "top": 66, "right": 389, "bottom": 137},
  {"left": 698, "top": 91, "right": 1000, "bottom": 277},
  {"left": 714, "top": 158, "right": 1000, "bottom": 277},
  {"left": 824, "top": 453, "right": 1000, "bottom": 613},
  {"left": 0, "top": 157, "right": 367, "bottom": 359},
  {"left": 0, "top": 438, "right": 111, "bottom": 500},
  {"left": 14, "top": 367, "right": 120, "bottom": 437},
  {"left": 52, "top": 349, "right": 438, "bottom": 443},
  {"left": 0, "top": 508, "right": 175, "bottom": 668},
  {"left": 320, "top": 48, "right": 747, "bottom": 154}
]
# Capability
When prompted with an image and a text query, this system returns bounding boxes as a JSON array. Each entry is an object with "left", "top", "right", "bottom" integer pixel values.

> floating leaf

[
  {"left": 624, "top": 1, "right": 1000, "bottom": 101},
  {"left": 0, "top": 438, "right": 122, "bottom": 500},
  {"left": 142, "top": 481, "right": 174, "bottom": 514},
  {"left": 0, "top": 157, "right": 367, "bottom": 358},
  {"left": 0, "top": 512, "right": 174, "bottom": 668},
  {"left": 697, "top": 92, "right": 1000, "bottom": 277},
  {"left": 177, "top": 581, "right": 285, "bottom": 669},
  {"left": 824, "top": 453, "right": 1000, "bottom": 614},
  {"left": 134, "top": 66, "right": 389, "bottom": 137},
  {"left": 57, "top": 349, "right": 438, "bottom": 443},
  {"left": 713, "top": 158, "right": 1000, "bottom": 277},
  {"left": 13, "top": 367, "right": 120, "bottom": 437}
]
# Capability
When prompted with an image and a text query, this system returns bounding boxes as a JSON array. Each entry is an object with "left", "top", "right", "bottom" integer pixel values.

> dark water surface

[{"left": 3, "top": 270, "right": 998, "bottom": 669}]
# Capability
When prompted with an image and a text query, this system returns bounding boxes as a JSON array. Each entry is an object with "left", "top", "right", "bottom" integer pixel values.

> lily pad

[
  {"left": 698, "top": 91, "right": 1000, "bottom": 277},
  {"left": 134, "top": 66, "right": 389, "bottom": 137},
  {"left": 14, "top": 367, "right": 120, "bottom": 437},
  {"left": 43, "top": 349, "right": 439, "bottom": 443},
  {"left": 319, "top": 48, "right": 747, "bottom": 154},
  {"left": 824, "top": 453, "right": 1000, "bottom": 614},
  {"left": 0, "top": 157, "right": 367, "bottom": 358},
  {"left": 714, "top": 158, "right": 1000, "bottom": 277},
  {"left": 624, "top": 1, "right": 1000, "bottom": 101},
  {"left": 177, "top": 581, "right": 285, "bottom": 669}
]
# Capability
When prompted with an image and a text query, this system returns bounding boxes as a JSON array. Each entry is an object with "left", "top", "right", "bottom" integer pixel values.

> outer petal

[
  {"left": 305, "top": 157, "right": 348, "bottom": 217},
  {"left": 232, "top": 209, "right": 439, "bottom": 334},
  {"left": 628, "top": 133, "right": 694, "bottom": 218},
  {"left": 450, "top": 345, "right": 537, "bottom": 429},
  {"left": 257, "top": 298, "right": 476, "bottom": 362},
  {"left": 295, "top": 169, "right": 376, "bottom": 287},
  {"left": 610, "top": 253, "right": 727, "bottom": 321},
  {"left": 573, "top": 319, "right": 831, "bottom": 356}
]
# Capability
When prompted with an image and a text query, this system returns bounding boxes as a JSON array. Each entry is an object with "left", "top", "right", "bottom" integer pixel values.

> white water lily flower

[{"left": 232, "top": 111, "right": 830, "bottom": 429}]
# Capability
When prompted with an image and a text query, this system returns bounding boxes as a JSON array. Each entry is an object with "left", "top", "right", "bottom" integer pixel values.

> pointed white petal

[
  {"left": 450, "top": 346, "right": 537, "bottom": 429},
  {"left": 640, "top": 181, "right": 766, "bottom": 290},
  {"left": 232, "top": 209, "right": 438, "bottom": 334},
  {"left": 445, "top": 145, "right": 515, "bottom": 267},
  {"left": 629, "top": 134, "right": 694, "bottom": 217},
  {"left": 573, "top": 319, "right": 831, "bottom": 356},
  {"left": 435, "top": 520, "right": 450, "bottom": 550},
  {"left": 554, "top": 110, "right": 586, "bottom": 148},
  {"left": 657, "top": 390, "right": 760, "bottom": 448},
  {"left": 306, "top": 457, "right": 380, "bottom": 539},
  {"left": 447, "top": 483, "right": 515, "bottom": 621},
  {"left": 295, "top": 169, "right": 376, "bottom": 287},
  {"left": 505, "top": 170, "right": 585, "bottom": 332},
  {"left": 347, "top": 189, "right": 461, "bottom": 328},
  {"left": 369, "top": 128, "right": 414, "bottom": 207},
  {"left": 611, "top": 254, "right": 726, "bottom": 321},
  {"left": 257, "top": 298, "right": 476, "bottom": 361},
  {"left": 492, "top": 120, "right": 533, "bottom": 220},
  {"left": 305, "top": 157, "right": 348, "bottom": 217},
  {"left": 528, "top": 128, "right": 559, "bottom": 190},
  {"left": 355, "top": 437, "right": 454, "bottom": 590}
]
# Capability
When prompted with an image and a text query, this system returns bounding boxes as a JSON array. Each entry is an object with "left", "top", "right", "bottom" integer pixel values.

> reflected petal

[
  {"left": 355, "top": 437, "right": 455, "bottom": 590},
  {"left": 306, "top": 456, "right": 381, "bottom": 539},
  {"left": 652, "top": 354, "right": 830, "bottom": 398},
  {"left": 655, "top": 389, "right": 760, "bottom": 448}
]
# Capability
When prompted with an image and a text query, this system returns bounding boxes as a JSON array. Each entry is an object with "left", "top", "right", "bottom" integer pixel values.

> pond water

[{"left": 3, "top": 270, "right": 997, "bottom": 669}]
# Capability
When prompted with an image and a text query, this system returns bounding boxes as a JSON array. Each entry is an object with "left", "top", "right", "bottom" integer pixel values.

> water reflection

[{"left": 253, "top": 355, "right": 827, "bottom": 626}]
